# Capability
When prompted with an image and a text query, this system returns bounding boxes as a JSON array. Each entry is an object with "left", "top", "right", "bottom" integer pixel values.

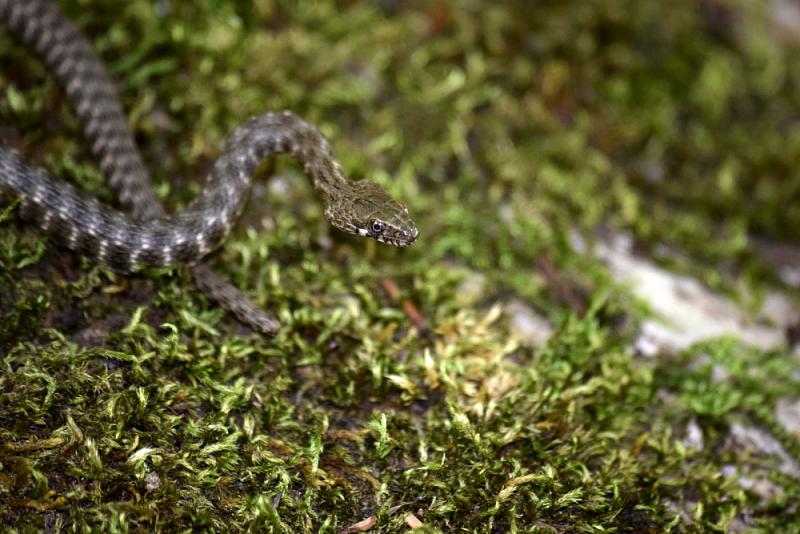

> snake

[{"left": 0, "top": 0, "right": 418, "bottom": 334}]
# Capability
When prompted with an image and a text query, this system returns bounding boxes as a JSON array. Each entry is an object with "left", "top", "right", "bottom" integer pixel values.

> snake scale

[{"left": 0, "top": 0, "right": 417, "bottom": 333}]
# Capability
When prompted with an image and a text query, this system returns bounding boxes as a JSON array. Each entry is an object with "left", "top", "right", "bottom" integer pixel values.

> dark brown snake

[{"left": 0, "top": 0, "right": 417, "bottom": 334}]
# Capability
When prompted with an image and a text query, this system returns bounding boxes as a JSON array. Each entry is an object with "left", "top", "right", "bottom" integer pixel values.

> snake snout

[{"left": 395, "top": 225, "right": 419, "bottom": 247}]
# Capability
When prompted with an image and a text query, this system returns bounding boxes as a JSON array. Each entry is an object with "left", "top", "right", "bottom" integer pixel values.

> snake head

[{"left": 327, "top": 181, "right": 418, "bottom": 247}]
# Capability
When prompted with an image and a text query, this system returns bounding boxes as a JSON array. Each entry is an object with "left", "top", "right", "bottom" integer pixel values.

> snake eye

[{"left": 370, "top": 220, "right": 384, "bottom": 234}]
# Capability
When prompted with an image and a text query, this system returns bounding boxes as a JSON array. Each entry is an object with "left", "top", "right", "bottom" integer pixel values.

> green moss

[{"left": 1, "top": 0, "right": 800, "bottom": 531}]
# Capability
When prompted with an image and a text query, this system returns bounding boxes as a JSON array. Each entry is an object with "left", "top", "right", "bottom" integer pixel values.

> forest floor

[{"left": 2, "top": 0, "right": 800, "bottom": 531}]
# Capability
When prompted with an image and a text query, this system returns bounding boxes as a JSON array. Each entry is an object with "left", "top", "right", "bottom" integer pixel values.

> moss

[{"left": 1, "top": 0, "right": 800, "bottom": 531}]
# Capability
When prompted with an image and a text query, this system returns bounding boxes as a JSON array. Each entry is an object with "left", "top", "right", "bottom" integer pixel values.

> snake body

[{"left": 0, "top": 0, "right": 417, "bottom": 333}]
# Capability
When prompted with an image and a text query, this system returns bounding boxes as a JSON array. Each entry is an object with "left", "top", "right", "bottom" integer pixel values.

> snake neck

[
  {"left": 308, "top": 160, "right": 353, "bottom": 207},
  {"left": 220, "top": 112, "right": 353, "bottom": 208}
]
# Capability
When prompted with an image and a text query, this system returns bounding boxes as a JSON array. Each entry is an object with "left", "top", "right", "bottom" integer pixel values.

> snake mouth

[
  {"left": 398, "top": 227, "right": 419, "bottom": 246},
  {"left": 356, "top": 226, "right": 418, "bottom": 246},
  {"left": 376, "top": 227, "right": 418, "bottom": 247}
]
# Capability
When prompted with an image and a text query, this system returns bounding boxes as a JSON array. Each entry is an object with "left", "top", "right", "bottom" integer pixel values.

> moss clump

[{"left": 2, "top": 0, "right": 800, "bottom": 531}]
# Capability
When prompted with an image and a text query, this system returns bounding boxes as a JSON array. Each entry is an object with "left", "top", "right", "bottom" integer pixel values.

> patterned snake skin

[{"left": 0, "top": 0, "right": 417, "bottom": 333}]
